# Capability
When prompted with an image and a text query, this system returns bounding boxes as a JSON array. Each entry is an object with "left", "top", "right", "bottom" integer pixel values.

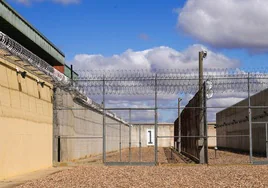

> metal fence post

[
  {"left": 199, "top": 52, "right": 205, "bottom": 164},
  {"left": 203, "top": 82, "right": 208, "bottom": 164},
  {"left": 154, "top": 73, "right": 158, "bottom": 165},
  {"left": 265, "top": 123, "right": 268, "bottom": 159},
  {"left": 129, "top": 109, "right": 132, "bottom": 163},
  {"left": 120, "top": 123, "right": 122, "bottom": 162},
  {"left": 248, "top": 73, "right": 253, "bottom": 163},
  {"left": 102, "top": 76, "right": 106, "bottom": 163},
  {"left": 139, "top": 124, "right": 142, "bottom": 162}
]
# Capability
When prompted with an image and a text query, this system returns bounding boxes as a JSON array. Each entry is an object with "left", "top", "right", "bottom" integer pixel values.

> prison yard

[
  {"left": 5, "top": 148, "right": 266, "bottom": 187},
  {"left": 1, "top": 0, "right": 268, "bottom": 188},
  {"left": 16, "top": 148, "right": 268, "bottom": 188}
]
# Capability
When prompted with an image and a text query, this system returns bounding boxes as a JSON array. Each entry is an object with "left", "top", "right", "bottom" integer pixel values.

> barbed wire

[
  {"left": 2, "top": 30, "right": 268, "bottom": 96},
  {"left": 0, "top": 31, "right": 70, "bottom": 86},
  {"left": 74, "top": 68, "right": 268, "bottom": 80},
  {"left": 0, "top": 31, "right": 130, "bottom": 124},
  {"left": 69, "top": 69, "right": 268, "bottom": 95}
]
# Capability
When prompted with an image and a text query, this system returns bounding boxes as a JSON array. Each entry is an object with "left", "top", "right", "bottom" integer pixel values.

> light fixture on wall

[
  {"left": 16, "top": 67, "right": 27, "bottom": 78},
  {"left": 36, "top": 79, "right": 45, "bottom": 88}
]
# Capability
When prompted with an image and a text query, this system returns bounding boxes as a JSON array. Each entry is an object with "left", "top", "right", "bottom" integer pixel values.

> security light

[
  {"left": 206, "top": 89, "right": 214, "bottom": 99},
  {"left": 20, "top": 71, "right": 27, "bottom": 78},
  {"left": 40, "top": 82, "right": 45, "bottom": 88},
  {"left": 206, "top": 80, "right": 213, "bottom": 90},
  {"left": 202, "top": 51, "right": 207, "bottom": 58},
  {"left": 36, "top": 79, "right": 45, "bottom": 88},
  {"left": 16, "top": 68, "right": 27, "bottom": 79}
]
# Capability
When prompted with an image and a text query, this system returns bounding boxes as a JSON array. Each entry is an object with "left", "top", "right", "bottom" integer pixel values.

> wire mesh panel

[
  {"left": 252, "top": 122, "right": 268, "bottom": 164},
  {"left": 71, "top": 69, "right": 268, "bottom": 166},
  {"left": 215, "top": 99, "right": 251, "bottom": 164},
  {"left": 251, "top": 104, "right": 268, "bottom": 164},
  {"left": 105, "top": 121, "right": 130, "bottom": 162},
  {"left": 103, "top": 109, "right": 157, "bottom": 165},
  {"left": 130, "top": 123, "right": 156, "bottom": 163}
]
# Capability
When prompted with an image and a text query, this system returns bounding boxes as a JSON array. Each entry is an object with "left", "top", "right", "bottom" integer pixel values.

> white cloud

[
  {"left": 10, "top": 0, "right": 80, "bottom": 5},
  {"left": 70, "top": 45, "right": 242, "bottom": 123},
  {"left": 177, "top": 92, "right": 246, "bottom": 122},
  {"left": 72, "top": 44, "right": 239, "bottom": 71},
  {"left": 207, "top": 95, "right": 246, "bottom": 122},
  {"left": 177, "top": 0, "right": 268, "bottom": 51}
]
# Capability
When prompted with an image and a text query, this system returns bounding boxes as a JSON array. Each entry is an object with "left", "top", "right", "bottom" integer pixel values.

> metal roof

[{"left": 0, "top": 0, "right": 65, "bottom": 65}]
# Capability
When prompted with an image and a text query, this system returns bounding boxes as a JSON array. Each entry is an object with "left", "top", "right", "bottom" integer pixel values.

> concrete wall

[
  {"left": 216, "top": 89, "right": 268, "bottom": 154},
  {"left": 0, "top": 57, "right": 53, "bottom": 179},
  {"left": 207, "top": 123, "right": 216, "bottom": 148},
  {"left": 54, "top": 88, "right": 130, "bottom": 162},
  {"left": 131, "top": 123, "right": 174, "bottom": 147}
]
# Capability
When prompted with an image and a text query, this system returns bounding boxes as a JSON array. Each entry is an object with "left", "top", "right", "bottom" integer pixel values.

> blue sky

[
  {"left": 8, "top": 0, "right": 188, "bottom": 59},
  {"left": 7, "top": 0, "right": 268, "bottom": 69}
]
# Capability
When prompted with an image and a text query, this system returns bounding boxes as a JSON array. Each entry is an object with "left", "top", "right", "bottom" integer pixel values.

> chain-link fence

[{"left": 1, "top": 30, "right": 268, "bottom": 165}]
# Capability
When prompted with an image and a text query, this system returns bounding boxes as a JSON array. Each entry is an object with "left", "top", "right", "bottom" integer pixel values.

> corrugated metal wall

[{"left": 179, "top": 90, "right": 202, "bottom": 162}]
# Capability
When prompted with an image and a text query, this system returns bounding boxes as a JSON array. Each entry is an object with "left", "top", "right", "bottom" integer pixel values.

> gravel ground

[
  {"left": 106, "top": 147, "right": 168, "bottom": 163},
  {"left": 208, "top": 149, "right": 250, "bottom": 164},
  {"left": 105, "top": 147, "right": 266, "bottom": 164},
  {"left": 18, "top": 165, "right": 268, "bottom": 188},
  {"left": 73, "top": 147, "right": 267, "bottom": 165},
  {"left": 19, "top": 147, "right": 268, "bottom": 188},
  {"left": 17, "top": 147, "right": 268, "bottom": 187},
  {"left": 208, "top": 149, "right": 267, "bottom": 164}
]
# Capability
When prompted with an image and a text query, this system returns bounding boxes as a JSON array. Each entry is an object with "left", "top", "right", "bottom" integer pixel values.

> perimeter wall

[
  {"left": 53, "top": 88, "right": 130, "bottom": 162},
  {"left": 0, "top": 57, "right": 53, "bottom": 179},
  {"left": 216, "top": 88, "right": 268, "bottom": 154}
]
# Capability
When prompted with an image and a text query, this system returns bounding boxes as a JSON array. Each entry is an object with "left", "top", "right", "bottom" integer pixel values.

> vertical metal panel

[
  {"left": 180, "top": 89, "right": 202, "bottom": 163},
  {"left": 265, "top": 123, "right": 268, "bottom": 158},
  {"left": 178, "top": 98, "right": 182, "bottom": 152},
  {"left": 174, "top": 118, "right": 178, "bottom": 149}
]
